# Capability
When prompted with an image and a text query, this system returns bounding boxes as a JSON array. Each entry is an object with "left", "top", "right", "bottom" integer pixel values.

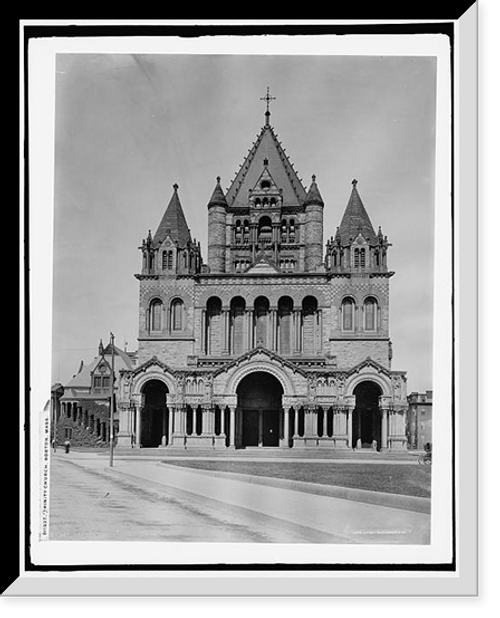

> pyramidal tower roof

[
  {"left": 338, "top": 179, "right": 376, "bottom": 244},
  {"left": 153, "top": 183, "right": 192, "bottom": 247},
  {"left": 225, "top": 88, "right": 307, "bottom": 207}
]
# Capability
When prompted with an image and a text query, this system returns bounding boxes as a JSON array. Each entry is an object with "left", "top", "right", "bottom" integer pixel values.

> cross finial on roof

[
  {"left": 173, "top": 183, "right": 179, "bottom": 191},
  {"left": 352, "top": 178, "right": 358, "bottom": 187},
  {"left": 260, "top": 86, "right": 276, "bottom": 125}
]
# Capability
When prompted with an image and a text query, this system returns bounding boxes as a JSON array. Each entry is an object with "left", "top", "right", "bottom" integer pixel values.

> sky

[{"left": 51, "top": 49, "right": 437, "bottom": 392}]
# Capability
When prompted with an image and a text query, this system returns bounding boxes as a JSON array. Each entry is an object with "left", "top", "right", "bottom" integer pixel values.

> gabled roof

[
  {"left": 225, "top": 124, "right": 307, "bottom": 208},
  {"left": 64, "top": 343, "right": 135, "bottom": 389},
  {"left": 153, "top": 184, "right": 192, "bottom": 248},
  {"left": 245, "top": 253, "right": 280, "bottom": 275},
  {"left": 344, "top": 356, "right": 392, "bottom": 378},
  {"left": 338, "top": 180, "right": 376, "bottom": 245},
  {"left": 213, "top": 346, "right": 308, "bottom": 379},
  {"left": 129, "top": 355, "right": 176, "bottom": 377}
]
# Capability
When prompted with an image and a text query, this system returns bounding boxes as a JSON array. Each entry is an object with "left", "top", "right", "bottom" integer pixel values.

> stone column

[
  {"left": 229, "top": 407, "right": 236, "bottom": 448},
  {"left": 222, "top": 309, "right": 230, "bottom": 354},
  {"left": 161, "top": 406, "right": 168, "bottom": 446},
  {"left": 347, "top": 407, "right": 353, "bottom": 449},
  {"left": 171, "top": 405, "right": 187, "bottom": 447},
  {"left": 293, "top": 310, "right": 302, "bottom": 353},
  {"left": 168, "top": 406, "right": 175, "bottom": 445},
  {"left": 135, "top": 406, "right": 142, "bottom": 448},
  {"left": 270, "top": 308, "right": 277, "bottom": 351},
  {"left": 318, "top": 310, "right": 323, "bottom": 352},
  {"left": 381, "top": 408, "right": 388, "bottom": 449},
  {"left": 258, "top": 409, "right": 264, "bottom": 446},
  {"left": 301, "top": 405, "right": 317, "bottom": 446},
  {"left": 201, "top": 309, "right": 207, "bottom": 354},
  {"left": 280, "top": 407, "right": 290, "bottom": 448},
  {"left": 247, "top": 309, "right": 254, "bottom": 350}
]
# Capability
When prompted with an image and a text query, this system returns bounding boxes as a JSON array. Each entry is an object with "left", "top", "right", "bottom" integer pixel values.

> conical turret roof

[
  {"left": 304, "top": 175, "right": 324, "bottom": 206},
  {"left": 153, "top": 183, "right": 192, "bottom": 247},
  {"left": 338, "top": 180, "right": 376, "bottom": 245},
  {"left": 207, "top": 176, "right": 229, "bottom": 208}
]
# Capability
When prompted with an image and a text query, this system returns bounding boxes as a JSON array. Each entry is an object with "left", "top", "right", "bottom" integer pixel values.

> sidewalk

[{"left": 60, "top": 452, "right": 431, "bottom": 544}]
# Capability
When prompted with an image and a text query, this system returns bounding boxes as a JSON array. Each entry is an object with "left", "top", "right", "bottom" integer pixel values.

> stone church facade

[{"left": 114, "top": 99, "right": 408, "bottom": 451}]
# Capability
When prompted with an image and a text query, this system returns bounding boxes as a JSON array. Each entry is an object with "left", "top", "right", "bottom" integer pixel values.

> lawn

[{"left": 166, "top": 460, "right": 432, "bottom": 498}]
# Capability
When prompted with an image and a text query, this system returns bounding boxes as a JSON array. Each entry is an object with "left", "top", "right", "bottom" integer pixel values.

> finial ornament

[
  {"left": 352, "top": 178, "right": 358, "bottom": 186},
  {"left": 312, "top": 174, "right": 316, "bottom": 182},
  {"left": 173, "top": 183, "right": 179, "bottom": 191},
  {"left": 260, "top": 86, "right": 276, "bottom": 124}
]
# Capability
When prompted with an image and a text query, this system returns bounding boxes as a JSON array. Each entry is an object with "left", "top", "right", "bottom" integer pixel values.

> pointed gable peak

[
  {"left": 207, "top": 176, "right": 228, "bottom": 209},
  {"left": 304, "top": 174, "right": 324, "bottom": 206},
  {"left": 226, "top": 122, "right": 306, "bottom": 208},
  {"left": 338, "top": 179, "right": 376, "bottom": 245},
  {"left": 153, "top": 183, "right": 192, "bottom": 248}
]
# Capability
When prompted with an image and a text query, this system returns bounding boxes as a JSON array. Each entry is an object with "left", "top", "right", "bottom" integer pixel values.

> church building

[{"left": 114, "top": 91, "right": 409, "bottom": 451}]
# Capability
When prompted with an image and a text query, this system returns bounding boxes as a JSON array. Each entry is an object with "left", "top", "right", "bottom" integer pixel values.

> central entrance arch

[
  {"left": 140, "top": 379, "right": 169, "bottom": 447},
  {"left": 237, "top": 371, "right": 283, "bottom": 447}
]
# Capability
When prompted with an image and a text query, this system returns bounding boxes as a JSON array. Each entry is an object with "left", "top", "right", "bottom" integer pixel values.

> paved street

[
  {"left": 49, "top": 452, "right": 430, "bottom": 544},
  {"left": 49, "top": 454, "right": 316, "bottom": 542}
]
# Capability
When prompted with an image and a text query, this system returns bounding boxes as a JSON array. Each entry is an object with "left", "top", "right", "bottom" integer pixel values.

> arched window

[
  {"left": 364, "top": 297, "right": 377, "bottom": 331},
  {"left": 171, "top": 299, "right": 184, "bottom": 331},
  {"left": 278, "top": 296, "right": 293, "bottom": 354},
  {"left": 167, "top": 250, "right": 173, "bottom": 270},
  {"left": 235, "top": 219, "right": 242, "bottom": 244},
  {"left": 162, "top": 251, "right": 168, "bottom": 270},
  {"left": 230, "top": 296, "right": 246, "bottom": 355},
  {"left": 254, "top": 296, "right": 270, "bottom": 347},
  {"left": 354, "top": 248, "right": 360, "bottom": 268},
  {"left": 342, "top": 298, "right": 355, "bottom": 331},
  {"left": 360, "top": 248, "right": 366, "bottom": 268},
  {"left": 281, "top": 219, "right": 288, "bottom": 243},
  {"left": 149, "top": 298, "right": 163, "bottom": 332},
  {"left": 206, "top": 297, "right": 222, "bottom": 354},
  {"left": 302, "top": 296, "right": 318, "bottom": 354},
  {"left": 257, "top": 216, "right": 273, "bottom": 244}
]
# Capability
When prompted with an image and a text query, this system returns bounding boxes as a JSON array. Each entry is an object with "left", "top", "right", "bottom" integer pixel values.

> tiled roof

[
  {"left": 338, "top": 181, "right": 376, "bottom": 245},
  {"left": 207, "top": 176, "right": 229, "bottom": 208},
  {"left": 153, "top": 184, "right": 192, "bottom": 248},
  {"left": 64, "top": 343, "right": 135, "bottom": 390},
  {"left": 304, "top": 175, "right": 324, "bottom": 206},
  {"left": 225, "top": 124, "right": 307, "bottom": 208}
]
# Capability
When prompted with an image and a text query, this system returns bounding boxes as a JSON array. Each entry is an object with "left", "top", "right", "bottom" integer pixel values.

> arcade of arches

[
  {"left": 202, "top": 295, "right": 322, "bottom": 357},
  {"left": 129, "top": 375, "right": 405, "bottom": 451}
]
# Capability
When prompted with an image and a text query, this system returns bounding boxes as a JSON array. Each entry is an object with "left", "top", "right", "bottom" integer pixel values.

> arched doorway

[
  {"left": 237, "top": 372, "right": 283, "bottom": 447},
  {"left": 352, "top": 381, "right": 382, "bottom": 450},
  {"left": 140, "top": 380, "right": 169, "bottom": 447}
]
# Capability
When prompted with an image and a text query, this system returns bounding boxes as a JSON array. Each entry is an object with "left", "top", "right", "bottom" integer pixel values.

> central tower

[{"left": 206, "top": 87, "right": 324, "bottom": 275}]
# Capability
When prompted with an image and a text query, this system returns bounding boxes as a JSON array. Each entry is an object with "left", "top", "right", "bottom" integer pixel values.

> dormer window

[{"left": 260, "top": 180, "right": 271, "bottom": 189}]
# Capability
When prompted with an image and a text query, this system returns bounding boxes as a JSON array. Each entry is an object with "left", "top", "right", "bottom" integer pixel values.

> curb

[{"left": 161, "top": 463, "right": 431, "bottom": 514}]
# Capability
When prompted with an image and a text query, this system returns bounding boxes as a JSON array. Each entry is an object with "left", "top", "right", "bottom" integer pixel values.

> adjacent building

[{"left": 406, "top": 391, "right": 433, "bottom": 450}]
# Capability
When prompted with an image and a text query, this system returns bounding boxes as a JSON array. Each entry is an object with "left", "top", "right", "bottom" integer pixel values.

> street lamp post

[{"left": 109, "top": 332, "right": 115, "bottom": 467}]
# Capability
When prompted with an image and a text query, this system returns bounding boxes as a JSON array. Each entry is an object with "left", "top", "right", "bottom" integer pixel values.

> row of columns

[
  {"left": 119, "top": 402, "right": 407, "bottom": 450},
  {"left": 201, "top": 308, "right": 323, "bottom": 355}
]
